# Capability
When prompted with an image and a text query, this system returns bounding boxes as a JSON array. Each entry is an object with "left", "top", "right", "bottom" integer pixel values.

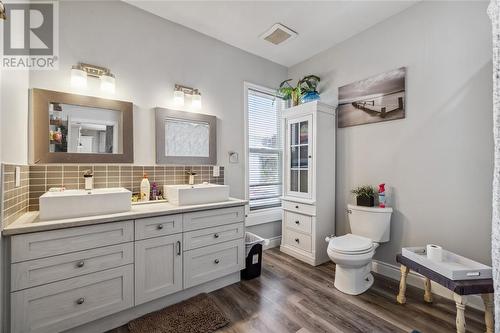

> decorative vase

[
  {"left": 301, "top": 91, "right": 320, "bottom": 104},
  {"left": 356, "top": 196, "right": 374, "bottom": 207}
]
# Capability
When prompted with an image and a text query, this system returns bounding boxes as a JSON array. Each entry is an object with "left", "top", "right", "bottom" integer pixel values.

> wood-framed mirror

[
  {"left": 155, "top": 107, "right": 217, "bottom": 165},
  {"left": 30, "top": 88, "right": 134, "bottom": 164}
]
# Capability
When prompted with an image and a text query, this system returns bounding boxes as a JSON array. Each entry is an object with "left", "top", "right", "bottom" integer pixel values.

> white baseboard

[
  {"left": 371, "top": 260, "right": 484, "bottom": 311},
  {"left": 263, "top": 236, "right": 281, "bottom": 250}
]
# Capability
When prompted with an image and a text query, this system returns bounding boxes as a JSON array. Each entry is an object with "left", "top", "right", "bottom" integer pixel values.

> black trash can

[{"left": 241, "top": 232, "right": 267, "bottom": 280}]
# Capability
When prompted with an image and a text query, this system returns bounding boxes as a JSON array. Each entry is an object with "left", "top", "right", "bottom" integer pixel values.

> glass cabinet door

[{"left": 286, "top": 115, "right": 312, "bottom": 198}]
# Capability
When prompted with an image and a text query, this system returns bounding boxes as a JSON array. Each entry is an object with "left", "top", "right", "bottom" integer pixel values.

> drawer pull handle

[
  {"left": 295, "top": 220, "right": 300, "bottom": 225},
  {"left": 214, "top": 259, "right": 220, "bottom": 264},
  {"left": 76, "top": 298, "right": 85, "bottom": 305},
  {"left": 295, "top": 205, "right": 299, "bottom": 209},
  {"left": 214, "top": 233, "right": 220, "bottom": 238},
  {"left": 157, "top": 224, "right": 164, "bottom": 230},
  {"left": 295, "top": 238, "right": 300, "bottom": 243},
  {"left": 76, "top": 260, "right": 85, "bottom": 268},
  {"left": 176, "top": 241, "right": 181, "bottom": 256}
]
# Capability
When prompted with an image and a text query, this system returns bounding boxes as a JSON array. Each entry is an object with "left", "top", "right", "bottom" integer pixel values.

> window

[{"left": 246, "top": 84, "right": 283, "bottom": 211}]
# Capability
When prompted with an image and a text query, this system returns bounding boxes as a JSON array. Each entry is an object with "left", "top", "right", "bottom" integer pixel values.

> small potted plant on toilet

[{"left": 351, "top": 185, "right": 376, "bottom": 207}]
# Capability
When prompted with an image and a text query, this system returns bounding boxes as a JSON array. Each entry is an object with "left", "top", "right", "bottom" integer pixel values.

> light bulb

[
  {"left": 192, "top": 93, "right": 202, "bottom": 110},
  {"left": 173, "top": 90, "right": 185, "bottom": 107},
  {"left": 100, "top": 73, "right": 116, "bottom": 94},
  {"left": 71, "top": 66, "right": 87, "bottom": 89}
]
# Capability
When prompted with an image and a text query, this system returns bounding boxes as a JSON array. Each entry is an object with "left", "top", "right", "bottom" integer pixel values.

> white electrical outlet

[{"left": 213, "top": 166, "right": 220, "bottom": 177}]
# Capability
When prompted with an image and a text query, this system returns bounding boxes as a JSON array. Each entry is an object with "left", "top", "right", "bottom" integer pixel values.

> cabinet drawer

[
  {"left": 135, "top": 214, "right": 182, "bottom": 240},
  {"left": 283, "top": 200, "right": 316, "bottom": 216},
  {"left": 11, "top": 221, "right": 134, "bottom": 263},
  {"left": 184, "top": 239, "right": 244, "bottom": 288},
  {"left": 183, "top": 223, "right": 244, "bottom": 251},
  {"left": 183, "top": 206, "right": 245, "bottom": 231},
  {"left": 11, "top": 243, "right": 133, "bottom": 292},
  {"left": 11, "top": 265, "right": 133, "bottom": 333},
  {"left": 284, "top": 228, "right": 312, "bottom": 253},
  {"left": 284, "top": 211, "right": 312, "bottom": 234}
]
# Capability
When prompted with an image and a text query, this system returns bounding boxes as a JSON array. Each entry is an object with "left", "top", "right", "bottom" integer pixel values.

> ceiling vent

[{"left": 260, "top": 23, "right": 298, "bottom": 45}]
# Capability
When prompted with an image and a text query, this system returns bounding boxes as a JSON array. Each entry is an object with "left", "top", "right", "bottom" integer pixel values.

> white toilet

[{"left": 326, "top": 204, "right": 393, "bottom": 295}]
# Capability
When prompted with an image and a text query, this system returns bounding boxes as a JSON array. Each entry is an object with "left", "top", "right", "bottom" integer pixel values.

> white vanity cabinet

[
  {"left": 280, "top": 101, "right": 336, "bottom": 266},
  {"left": 8, "top": 203, "right": 246, "bottom": 333}
]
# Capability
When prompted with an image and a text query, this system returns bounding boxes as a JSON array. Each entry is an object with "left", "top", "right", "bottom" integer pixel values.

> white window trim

[{"left": 243, "top": 81, "right": 282, "bottom": 227}]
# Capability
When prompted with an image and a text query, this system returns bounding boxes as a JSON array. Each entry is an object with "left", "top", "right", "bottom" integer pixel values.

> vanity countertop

[{"left": 2, "top": 198, "right": 248, "bottom": 236}]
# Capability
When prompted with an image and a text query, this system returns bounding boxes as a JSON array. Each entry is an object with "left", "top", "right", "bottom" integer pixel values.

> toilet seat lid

[{"left": 329, "top": 234, "right": 373, "bottom": 253}]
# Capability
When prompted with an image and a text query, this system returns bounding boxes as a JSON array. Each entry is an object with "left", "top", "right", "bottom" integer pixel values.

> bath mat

[{"left": 127, "top": 293, "right": 229, "bottom": 333}]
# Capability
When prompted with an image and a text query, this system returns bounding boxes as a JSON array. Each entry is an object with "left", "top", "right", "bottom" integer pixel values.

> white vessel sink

[
  {"left": 39, "top": 188, "right": 132, "bottom": 221},
  {"left": 164, "top": 184, "right": 229, "bottom": 206}
]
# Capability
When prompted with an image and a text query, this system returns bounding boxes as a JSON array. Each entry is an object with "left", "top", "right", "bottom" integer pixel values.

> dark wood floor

[{"left": 114, "top": 248, "right": 487, "bottom": 333}]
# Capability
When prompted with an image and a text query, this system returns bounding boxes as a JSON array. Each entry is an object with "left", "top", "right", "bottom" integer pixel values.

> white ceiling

[{"left": 126, "top": 1, "right": 418, "bottom": 67}]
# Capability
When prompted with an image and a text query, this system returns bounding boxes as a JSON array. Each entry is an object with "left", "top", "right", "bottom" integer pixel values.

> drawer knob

[
  {"left": 214, "top": 233, "right": 220, "bottom": 238},
  {"left": 295, "top": 238, "right": 300, "bottom": 243},
  {"left": 157, "top": 224, "right": 164, "bottom": 230},
  {"left": 76, "top": 260, "right": 85, "bottom": 268},
  {"left": 76, "top": 297, "right": 85, "bottom": 305},
  {"left": 214, "top": 259, "right": 220, "bottom": 264},
  {"left": 295, "top": 205, "right": 299, "bottom": 209},
  {"left": 295, "top": 220, "right": 300, "bottom": 225}
]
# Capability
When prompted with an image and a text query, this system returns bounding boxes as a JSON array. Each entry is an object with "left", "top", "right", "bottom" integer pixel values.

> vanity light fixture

[
  {"left": 70, "top": 65, "right": 88, "bottom": 89},
  {"left": 71, "top": 63, "right": 116, "bottom": 93},
  {"left": 174, "top": 84, "right": 202, "bottom": 109},
  {"left": 100, "top": 73, "right": 116, "bottom": 94},
  {"left": 173, "top": 89, "right": 185, "bottom": 107},
  {"left": 0, "top": 1, "right": 6, "bottom": 20},
  {"left": 191, "top": 90, "right": 202, "bottom": 110}
]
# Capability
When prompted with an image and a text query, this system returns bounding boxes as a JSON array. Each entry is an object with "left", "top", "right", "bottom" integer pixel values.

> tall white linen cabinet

[{"left": 280, "top": 101, "right": 336, "bottom": 266}]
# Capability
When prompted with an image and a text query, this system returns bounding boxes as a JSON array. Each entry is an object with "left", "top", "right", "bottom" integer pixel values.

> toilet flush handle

[
  {"left": 325, "top": 235, "right": 335, "bottom": 243},
  {"left": 346, "top": 208, "right": 352, "bottom": 214}
]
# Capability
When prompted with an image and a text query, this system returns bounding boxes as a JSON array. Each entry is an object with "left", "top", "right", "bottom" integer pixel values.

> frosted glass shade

[
  {"left": 173, "top": 90, "right": 185, "bottom": 107},
  {"left": 71, "top": 67, "right": 87, "bottom": 89},
  {"left": 192, "top": 93, "right": 202, "bottom": 110},
  {"left": 100, "top": 74, "right": 116, "bottom": 94}
]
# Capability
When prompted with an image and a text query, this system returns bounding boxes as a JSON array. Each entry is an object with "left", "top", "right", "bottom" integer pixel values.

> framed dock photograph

[{"left": 337, "top": 67, "right": 406, "bottom": 128}]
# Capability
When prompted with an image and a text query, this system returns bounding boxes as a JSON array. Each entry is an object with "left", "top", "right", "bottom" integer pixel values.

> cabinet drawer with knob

[
  {"left": 11, "top": 243, "right": 133, "bottom": 291},
  {"left": 284, "top": 211, "right": 312, "bottom": 234},
  {"left": 135, "top": 214, "right": 182, "bottom": 240},
  {"left": 183, "top": 223, "right": 244, "bottom": 251},
  {"left": 183, "top": 239, "right": 244, "bottom": 288},
  {"left": 11, "top": 265, "right": 133, "bottom": 333},
  {"left": 282, "top": 200, "right": 316, "bottom": 216},
  {"left": 284, "top": 229, "right": 312, "bottom": 253}
]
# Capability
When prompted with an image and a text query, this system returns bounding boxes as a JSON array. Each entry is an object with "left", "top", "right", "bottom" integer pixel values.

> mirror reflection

[
  {"left": 164, "top": 119, "right": 210, "bottom": 158},
  {"left": 48, "top": 103, "right": 122, "bottom": 154}
]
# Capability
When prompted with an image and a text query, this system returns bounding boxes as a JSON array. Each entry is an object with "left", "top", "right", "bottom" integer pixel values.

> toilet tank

[{"left": 347, "top": 204, "right": 393, "bottom": 243}]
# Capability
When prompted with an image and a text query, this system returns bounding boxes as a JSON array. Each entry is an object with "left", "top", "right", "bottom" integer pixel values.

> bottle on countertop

[
  {"left": 151, "top": 182, "right": 158, "bottom": 200},
  {"left": 378, "top": 183, "right": 386, "bottom": 208},
  {"left": 140, "top": 174, "right": 151, "bottom": 202}
]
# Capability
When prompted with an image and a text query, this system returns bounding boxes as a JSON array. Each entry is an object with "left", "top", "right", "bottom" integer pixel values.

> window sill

[{"left": 246, "top": 207, "right": 282, "bottom": 227}]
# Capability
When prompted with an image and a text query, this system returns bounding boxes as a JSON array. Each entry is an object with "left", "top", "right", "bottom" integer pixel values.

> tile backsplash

[
  {"left": 2, "top": 164, "right": 30, "bottom": 227},
  {"left": 27, "top": 164, "right": 224, "bottom": 211}
]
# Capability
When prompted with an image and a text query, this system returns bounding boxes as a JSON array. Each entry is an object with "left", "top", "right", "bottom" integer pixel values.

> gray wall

[
  {"left": 289, "top": 1, "right": 493, "bottom": 265},
  {"left": 27, "top": 0, "right": 287, "bottom": 200}
]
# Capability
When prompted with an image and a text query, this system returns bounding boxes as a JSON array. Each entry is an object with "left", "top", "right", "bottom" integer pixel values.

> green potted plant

[
  {"left": 351, "top": 185, "right": 376, "bottom": 207},
  {"left": 277, "top": 75, "right": 321, "bottom": 107}
]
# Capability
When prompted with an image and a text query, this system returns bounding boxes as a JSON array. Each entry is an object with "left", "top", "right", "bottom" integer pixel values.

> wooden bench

[{"left": 396, "top": 254, "right": 494, "bottom": 333}]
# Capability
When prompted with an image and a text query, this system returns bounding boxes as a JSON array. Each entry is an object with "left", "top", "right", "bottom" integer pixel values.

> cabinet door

[
  {"left": 285, "top": 114, "right": 313, "bottom": 199},
  {"left": 135, "top": 234, "right": 182, "bottom": 305}
]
